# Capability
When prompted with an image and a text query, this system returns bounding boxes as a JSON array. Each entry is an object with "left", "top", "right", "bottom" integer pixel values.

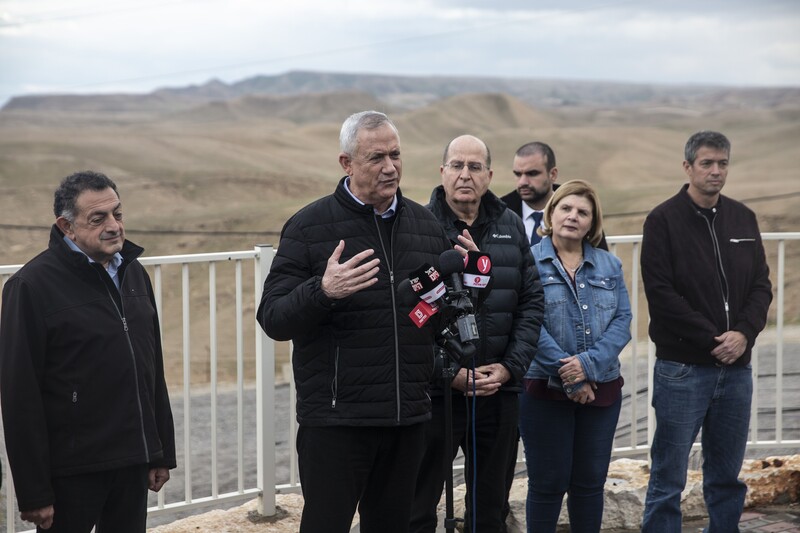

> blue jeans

[
  {"left": 642, "top": 360, "right": 752, "bottom": 532},
  {"left": 518, "top": 392, "right": 621, "bottom": 533}
]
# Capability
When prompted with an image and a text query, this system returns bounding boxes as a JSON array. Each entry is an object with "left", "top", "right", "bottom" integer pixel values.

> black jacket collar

[{"left": 48, "top": 224, "right": 144, "bottom": 269}]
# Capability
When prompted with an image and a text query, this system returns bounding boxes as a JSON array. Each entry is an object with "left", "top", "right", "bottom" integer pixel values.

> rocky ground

[{"left": 146, "top": 456, "right": 800, "bottom": 532}]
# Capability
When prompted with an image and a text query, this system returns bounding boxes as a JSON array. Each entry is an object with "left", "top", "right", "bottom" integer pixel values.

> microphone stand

[{"left": 436, "top": 339, "right": 469, "bottom": 533}]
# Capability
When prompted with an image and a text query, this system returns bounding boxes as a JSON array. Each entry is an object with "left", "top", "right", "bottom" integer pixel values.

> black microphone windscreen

[
  {"left": 409, "top": 263, "right": 446, "bottom": 303},
  {"left": 438, "top": 249, "right": 465, "bottom": 276},
  {"left": 397, "top": 278, "right": 419, "bottom": 307}
]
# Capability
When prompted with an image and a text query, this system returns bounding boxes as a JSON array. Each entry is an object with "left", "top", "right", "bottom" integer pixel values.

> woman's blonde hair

[{"left": 538, "top": 179, "right": 604, "bottom": 248}]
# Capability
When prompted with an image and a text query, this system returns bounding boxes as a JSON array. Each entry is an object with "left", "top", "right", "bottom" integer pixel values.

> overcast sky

[{"left": 1, "top": 0, "right": 798, "bottom": 106}]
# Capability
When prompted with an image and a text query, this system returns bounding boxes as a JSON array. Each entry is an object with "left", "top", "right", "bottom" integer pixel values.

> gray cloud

[
  {"left": 430, "top": 0, "right": 797, "bottom": 15},
  {"left": 0, "top": 0, "right": 798, "bottom": 106}
]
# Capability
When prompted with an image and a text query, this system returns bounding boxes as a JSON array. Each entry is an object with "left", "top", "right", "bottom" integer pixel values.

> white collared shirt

[
  {"left": 521, "top": 201, "right": 544, "bottom": 242},
  {"left": 344, "top": 177, "right": 398, "bottom": 219}
]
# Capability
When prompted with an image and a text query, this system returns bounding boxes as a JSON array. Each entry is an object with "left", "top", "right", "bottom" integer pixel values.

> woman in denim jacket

[{"left": 519, "top": 180, "right": 632, "bottom": 533}]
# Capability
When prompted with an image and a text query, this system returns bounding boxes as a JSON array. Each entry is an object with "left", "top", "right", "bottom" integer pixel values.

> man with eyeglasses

[
  {"left": 502, "top": 141, "right": 608, "bottom": 250},
  {"left": 410, "top": 135, "right": 544, "bottom": 533}
]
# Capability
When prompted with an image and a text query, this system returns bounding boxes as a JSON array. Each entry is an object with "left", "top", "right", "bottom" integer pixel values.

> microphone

[
  {"left": 437, "top": 249, "right": 479, "bottom": 345},
  {"left": 408, "top": 263, "right": 446, "bottom": 304},
  {"left": 399, "top": 252, "right": 480, "bottom": 364},
  {"left": 397, "top": 278, "right": 439, "bottom": 328},
  {"left": 463, "top": 251, "right": 493, "bottom": 308},
  {"left": 397, "top": 278, "right": 419, "bottom": 307},
  {"left": 463, "top": 251, "right": 492, "bottom": 290},
  {"left": 438, "top": 249, "right": 466, "bottom": 293}
]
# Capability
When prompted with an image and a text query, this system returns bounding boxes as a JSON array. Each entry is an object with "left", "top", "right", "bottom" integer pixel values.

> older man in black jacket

[
  {"left": 1, "top": 171, "right": 175, "bottom": 532},
  {"left": 257, "top": 111, "right": 454, "bottom": 533},
  {"left": 410, "top": 135, "right": 544, "bottom": 533}
]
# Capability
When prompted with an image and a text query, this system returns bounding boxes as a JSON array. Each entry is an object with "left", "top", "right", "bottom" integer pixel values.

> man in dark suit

[{"left": 501, "top": 141, "right": 608, "bottom": 250}]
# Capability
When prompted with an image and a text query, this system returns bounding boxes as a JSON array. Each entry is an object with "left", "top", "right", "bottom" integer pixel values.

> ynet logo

[{"left": 476, "top": 255, "right": 491, "bottom": 274}]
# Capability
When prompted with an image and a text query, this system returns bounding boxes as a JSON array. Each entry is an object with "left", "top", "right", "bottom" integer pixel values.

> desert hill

[
  {"left": 165, "top": 91, "right": 386, "bottom": 125},
  {"left": 6, "top": 70, "right": 800, "bottom": 115},
  {"left": 1, "top": 79, "right": 798, "bottom": 267},
  {"left": 1, "top": 71, "right": 799, "bottom": 384}
]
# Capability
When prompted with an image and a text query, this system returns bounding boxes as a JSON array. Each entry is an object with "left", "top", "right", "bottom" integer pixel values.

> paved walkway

[
  {"left": 605, "top": 503, "right": 800, "bottom": 532},
  {"left": 683, "top": 505, "right": 800, "bottom": 533},
  {"left": 420, "top": 504, "right": 800, "bottom": 532}
]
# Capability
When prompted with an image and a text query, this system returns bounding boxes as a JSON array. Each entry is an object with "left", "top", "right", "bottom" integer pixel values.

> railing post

[
  {"left": 255, "top": 245, "right": 276, "bottom": 516},
  {"left": 647, "top": 337, "right": 656, "bottom": 460}
]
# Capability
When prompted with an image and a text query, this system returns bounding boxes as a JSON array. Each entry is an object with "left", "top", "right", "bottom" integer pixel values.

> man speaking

[{"left": 257, "top": 111, "right": 454, "bottom": 533}]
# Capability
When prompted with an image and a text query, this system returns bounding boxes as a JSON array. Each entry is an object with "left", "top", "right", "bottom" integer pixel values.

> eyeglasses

[{"left": 445, "top": 161, "right": 487, "bottom": 173}]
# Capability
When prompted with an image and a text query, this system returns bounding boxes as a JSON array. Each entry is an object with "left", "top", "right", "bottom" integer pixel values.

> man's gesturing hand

[
  {"left": 321, "top": 240, "right": 381, "bottom": 299},
  {"left": 454, "top": 229, "right": 479, "bottom": 256}
]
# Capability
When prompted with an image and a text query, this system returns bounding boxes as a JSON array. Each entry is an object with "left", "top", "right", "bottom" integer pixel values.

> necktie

[{"left": 530, "top": 211, "right": 543, "bottom": 245}]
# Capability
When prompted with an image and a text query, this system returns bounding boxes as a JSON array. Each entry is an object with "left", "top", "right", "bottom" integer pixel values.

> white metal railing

[
  {"left": 1, "top": 234, "right": 798, "bottom": 531},
  {"left": 607, "top": 233, "right": 800, "bottom": 458}
]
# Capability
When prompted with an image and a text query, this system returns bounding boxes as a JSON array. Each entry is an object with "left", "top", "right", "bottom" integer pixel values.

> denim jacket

[{"left": 524, "top": 237, "right": 632, "bottom": 394}]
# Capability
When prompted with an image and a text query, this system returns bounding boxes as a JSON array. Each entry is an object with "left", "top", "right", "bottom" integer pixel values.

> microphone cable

[{"left": 459, "top": 354, "right": 479, "bottom": 532}]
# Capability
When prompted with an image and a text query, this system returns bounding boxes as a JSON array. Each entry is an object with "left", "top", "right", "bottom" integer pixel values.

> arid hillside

[
  {"left": 1, "top": 87, "right": 798, "bottom": 264},
  {"left": 1, "top": 75, "right": 799, "bottom": 386}
]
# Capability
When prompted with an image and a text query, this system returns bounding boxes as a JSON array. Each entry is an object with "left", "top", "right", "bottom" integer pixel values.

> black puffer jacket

[
  {"left": 427, "top": 186, "right": 544, "bottom": 392},
  {"left": 258, "top": 178, "right": 452, "bottom": 427},
  {"left": 0, "top": 226, "right": 176, "bottom": 512}
]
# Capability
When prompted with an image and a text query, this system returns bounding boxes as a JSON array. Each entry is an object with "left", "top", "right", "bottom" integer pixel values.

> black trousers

[
  {"left": 296, "top": 423, "right": 426, "bottom": 533},
  {"left": 410, "top": 391, "right": 520, "bottom": 533},
  {"left": 42, "top": 464, "right": 149, "bottom": 533}
]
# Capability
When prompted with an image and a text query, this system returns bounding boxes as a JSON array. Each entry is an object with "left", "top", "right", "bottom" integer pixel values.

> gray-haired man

[{"left": 257, "top": 111, "right": 453, "bottom": 533}]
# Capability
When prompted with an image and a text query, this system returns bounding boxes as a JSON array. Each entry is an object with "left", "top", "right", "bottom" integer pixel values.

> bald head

[
  {"left": 440, "top": 135, "right": 494, "bottom": 223},
  {"left": 442, "top": 135, "right": 491, "bottom": 168}
]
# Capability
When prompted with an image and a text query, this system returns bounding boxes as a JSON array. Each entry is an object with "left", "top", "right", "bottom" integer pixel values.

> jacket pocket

[
  {"left": 56, "top": 386, "right": 81, "bottom": 454},
  {"left": 655, "top": 360, "right": 692, "bottom": 380},
  {"left": 541, "top": 274, "right": 569, "bottom": 305},
  {"left": 588, "top": 276, "right": 617, "bottom": 310}
]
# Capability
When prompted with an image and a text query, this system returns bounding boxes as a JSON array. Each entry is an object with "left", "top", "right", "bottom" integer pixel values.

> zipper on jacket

[
  {"left": 331, "top": 347, "right": 339, "bottom": 408},
  {"left": 373, "top": 212, "right": 402, "bottom": 423},
  {"left": 95, "top": 266, "right": 151, "bottom": 462},
  {"left": 699, "top": 211, "right": 732, "bottom": 331}
]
